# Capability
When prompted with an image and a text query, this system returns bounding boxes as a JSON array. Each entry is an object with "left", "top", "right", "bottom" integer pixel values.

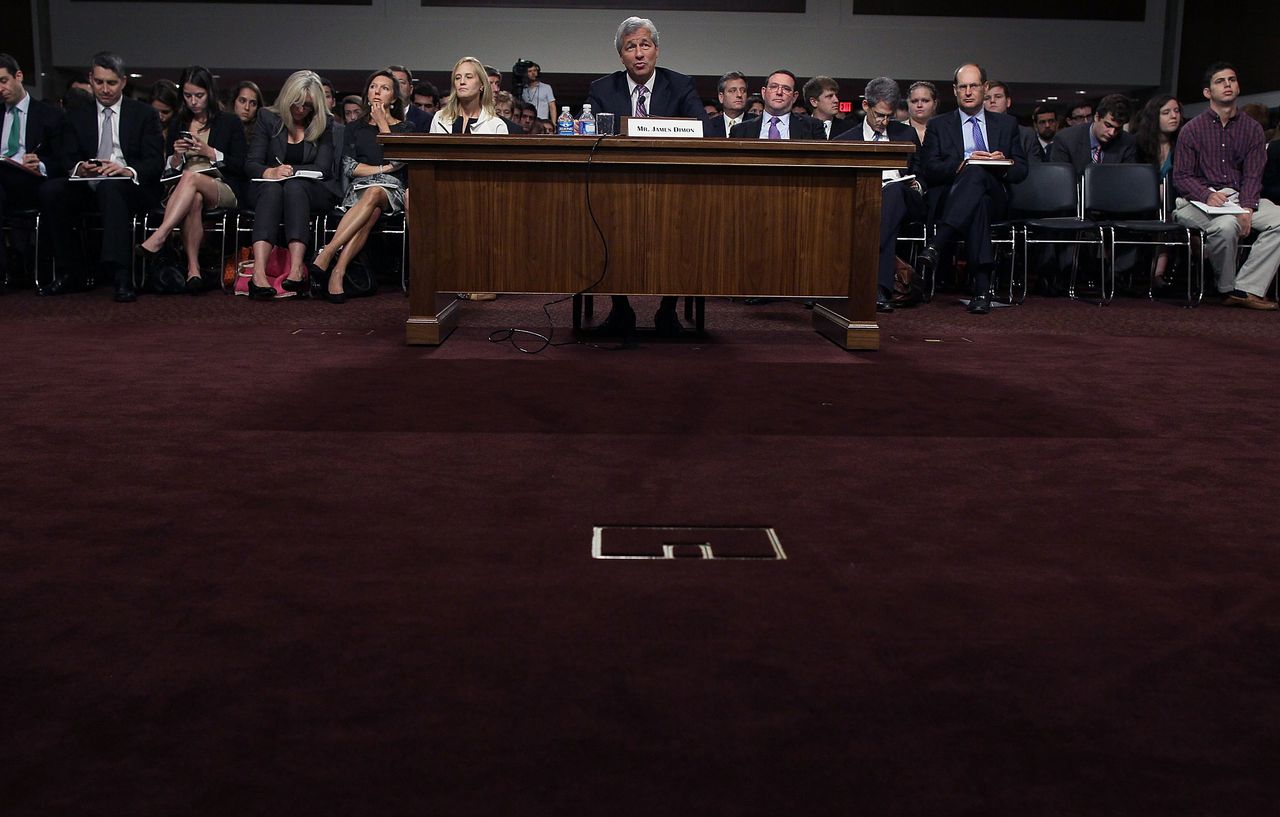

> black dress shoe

[
  {"left": 876, "top": 298, "right": 894, "bottom": 313},
  {"left": 915, "top": 245, "right": 940, "bottom": 281},
  {"left": 134, "top": 243, "right": 161, "bottom": 260},
  {"left": 653, "top": 309, "right": 684, "bottom": 337},
  {"left": 326, "top": 290, "right": 347, "bottom": 304},
  {"left": 967, "top": 294, "right": 991, "bottom": 314},
  {"left": 185, "top": 275, "right": 204, "bottom": 295},
  {"left": 594, "top": 307, "right": 637, "bottom": 336},
  {"left": 38, "top": 276, "right": 81, "bottom": 296},
  {"left": 803, "top": 299, "right": 816, "bottom": 310},
  {"left": 247, "top": 279, "right": 276, "bottom": 300},
  {"left": 281, "top": 275, "right": 309, "bottom": 293},
  {"left": 114, "top": 283, "right": 137, "bottom": 303},
  {"left": 743, "top": 297, "right": 777, "bottom": 306}
]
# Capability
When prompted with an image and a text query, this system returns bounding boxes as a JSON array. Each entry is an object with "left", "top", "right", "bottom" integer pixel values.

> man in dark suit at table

[
  {"left": 835, "top": 77, "right": 924, "bottom": 311},
  {"left": 729, "top": 70, "right": 826, "bottom": 141},
  {"left": 585, "top": 16, "right": 708, "bottom": 336},
  {"left": 1049, "top": 93, "right": 1136, "bottom": 174},
  {"left": 39, "top": 52, "right": 163, "bottom": 302},
  {"left": 704, "top": 71, "right": 750, "bottom": 139},
  {"left": 0, "top": 53, "right": 64, "bottom": 290},
  {"left": 915, "top": 62, "right": 1028, "bottom": 314}
]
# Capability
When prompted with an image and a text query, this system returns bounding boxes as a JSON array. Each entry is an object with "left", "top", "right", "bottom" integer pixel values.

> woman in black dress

[{"left": 308, "top": 69, "right": 415, "bottom": 303}]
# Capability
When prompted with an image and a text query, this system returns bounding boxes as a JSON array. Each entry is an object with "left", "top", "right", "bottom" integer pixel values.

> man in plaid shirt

[{"left": 1173, "top": 62, "right": 1280, "bottom": 309}]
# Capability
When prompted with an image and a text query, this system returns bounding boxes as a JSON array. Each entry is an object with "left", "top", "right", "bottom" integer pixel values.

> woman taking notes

[{"left": 243, "top": 70, "right": 338, "bottom": 300}]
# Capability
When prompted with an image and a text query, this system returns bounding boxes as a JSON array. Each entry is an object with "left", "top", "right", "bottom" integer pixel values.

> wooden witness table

[{"left": 379, "top": 134, "right": 913, "bottom": 350}]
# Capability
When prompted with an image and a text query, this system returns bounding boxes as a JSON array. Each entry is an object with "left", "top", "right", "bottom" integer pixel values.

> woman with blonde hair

[
  {"left": 308, "top": 69, "right": 418, "bottom": 303},
  {"left": 429, "top": 57, "right": 509, "bottom": 135},
  {"left": 243, "top": 70, "right": 339, "bottom": 300}
]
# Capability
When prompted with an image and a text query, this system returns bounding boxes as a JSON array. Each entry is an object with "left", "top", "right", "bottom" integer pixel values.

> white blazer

[{"left": 429, "top": 109, "right": 509, "bottom": 135}]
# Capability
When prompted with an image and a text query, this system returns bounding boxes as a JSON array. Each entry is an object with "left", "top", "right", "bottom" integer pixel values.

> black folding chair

[
  {"left": 1084, "top": 163, "right": 1204, "bottom": 307},
  {"left": 1011, "top": 162, "right": 1102, "bottom": 304}
]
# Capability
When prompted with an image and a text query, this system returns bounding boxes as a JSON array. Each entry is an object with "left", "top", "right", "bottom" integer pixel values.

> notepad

[{"left": 251, "top": 170, "right": 324, "bottom": 182}]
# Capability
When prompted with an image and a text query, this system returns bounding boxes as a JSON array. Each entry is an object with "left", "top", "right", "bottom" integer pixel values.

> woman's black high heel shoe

[
  {"left": 247, "top": 278, "right": 276, "bottom": 300},
  {"left": 281, "top": 275, "right": 309, "bottom": 293}
]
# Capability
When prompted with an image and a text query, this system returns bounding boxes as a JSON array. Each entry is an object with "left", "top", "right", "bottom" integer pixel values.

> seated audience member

[
  {"left": 704, "top": 101, "right": 719, "bottom": 117},
  {"left": 1050, "top": 93, "right": 1136, "bottom": 174},
  {"left": 804, "top": 75, "right": 853, "bottom": 139},
  {"left": 1173, "top": 62, "right": 1280, "bottom": 309},
  {"left": 136, "top": 66, "right": 247, "bottom": 291},
  {"left": 412, "top": 83, "right": 441, "bottom": 115},
  {"left": 150, "top": 79, "right": 180, "bottom": 130},
  {"left": 39, "top": 51, "right": 163, "bottom": 302},
  {"left": 894, "top": 99, "right": 909, "bottom": 122},
  {"left": 485, "top": 66, "right": 504, "bottom": 101},
  {"left": 319, "top": 77, "right": 337, "bottom": 114},
  {"left": 1262, "top": 137, "right": 1280, "bottom": 206},
  {"left": 61, "top": 86, "right": 93, "bottom": 113},
  {"left": 233, "top": 80, "right": 262, "bottom": 143},
  {"left": 1133, "top": 94, "right": 1182, "bottom": 180},
  {"left": 309, "top": 69, "right": 415, "bottom": 303},
  {"left": 388, "top": 64, "right": 431, "bottom": 131},
  {"left": 493, "top": 91, "right": 516, "bottom": 121},
  {"left": 492, "top": 90, "right": 524, "bottom": 133},
  {"left": 520, "top": 61, "right": 557, "bottom": 121},
  {"left": 341, "top": 94, "right": 363, "bottom": 124},
  {"left": 1029, "top": 104, "right": 1059, "bottom": 162},
  {"left": 744, "top": 94, "right": 765, "bottom": 119},
  {"left": 585, "top": 15, "right": 706, "bottom": 336},
  {"left": 835, "top": 77, "right": 925, "bottom": 311},
  {"left": 984, "top": 80, "right": 1037, "bottom": 159},
  {"left": 906, "top": 80, "right": 937, "bottom": 145},
  {"left": 430, "top": 57, "right": 509, "bottom": 134},
  {"left": 66, "top": 77, "right": 91, "bottom": 96},
  {"left": 704, "top": 71, "right": 748, "bottom": 138},
  {"left": 532, "top": 119, "right": 554, "bottom": 135},
  {"left": 0, "top": 53, "right": 65, "bottom": 288},
  {"left": 243, "top": 69, "right": 338, "bottom": 301},
  {"left": 1133, "top": 94, "right": 1183, "bottom": 286},
  {"left": 914, "top": 62, "right": 1028, "bottom": 315},
  {"left": 730, "top": 70, "right": 825, "bottom": 140},
  {"left": 516, "top": 101, "right": 536, "bottom": 132},
  {"left": 1240, "top": 103, "right": 1269, "bottom": 133},
  {"left": 1065, "top": 101, "right": 1094, "bottom": 128}
]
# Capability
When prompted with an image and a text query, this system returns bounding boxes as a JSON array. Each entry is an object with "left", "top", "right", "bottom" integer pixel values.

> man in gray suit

[{"left": 1049, "top": 93, "right": 1136, "bottom": 173}]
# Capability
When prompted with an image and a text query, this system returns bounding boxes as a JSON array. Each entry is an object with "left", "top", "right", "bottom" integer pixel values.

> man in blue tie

[{"left": 915, "top": 63, "right": 1028, "bottom": 314}]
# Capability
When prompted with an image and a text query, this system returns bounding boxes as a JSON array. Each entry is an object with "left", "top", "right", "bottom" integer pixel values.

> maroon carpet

[{"left": 2, "top": 290, "right": 1277, "bottom": 816}]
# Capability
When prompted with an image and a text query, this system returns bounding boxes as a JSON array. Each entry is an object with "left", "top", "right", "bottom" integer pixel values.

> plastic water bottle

[
  {"left": 557, "top": 106, "right": 574, "bottom": 136},
  {"left": 577, "top": 104, "right": 596, "bottom": 136}
]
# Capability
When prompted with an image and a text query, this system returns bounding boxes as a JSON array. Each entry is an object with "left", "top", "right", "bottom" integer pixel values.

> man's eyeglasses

[
  {"left": 867, "top": 109, "right": 894, "bottom": 122},
  {"left": 765, "top": 83, "right": 794, "bottom": 94}
]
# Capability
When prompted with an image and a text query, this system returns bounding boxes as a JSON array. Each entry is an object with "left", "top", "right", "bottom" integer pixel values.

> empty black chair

[
  {"left": 1010, "top": 162, "right": 1101, "bottom": 304},
  {"left": 1084, "top": 163, "right": 1204, "bottom": 307}
]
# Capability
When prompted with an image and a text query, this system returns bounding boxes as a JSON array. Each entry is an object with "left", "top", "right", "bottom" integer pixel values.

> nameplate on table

[{"left": 626, "top": 117, "right": 704, "bottom": 138}]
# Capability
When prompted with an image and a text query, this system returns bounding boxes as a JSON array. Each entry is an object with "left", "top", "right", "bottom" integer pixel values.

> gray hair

[
  {"left": 864, "top": 76, "right": 901, "bottom": 108},
  {"left": 614, "top": 17, "right": 658, "bottom": 53},
  {"left": 90, "top": 51, "right": 125, "bottom": 79}
]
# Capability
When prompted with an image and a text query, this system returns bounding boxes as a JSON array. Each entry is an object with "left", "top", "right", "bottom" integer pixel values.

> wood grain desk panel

[{"left": 382, "top": 135, "right": 912, "bottom": 349}]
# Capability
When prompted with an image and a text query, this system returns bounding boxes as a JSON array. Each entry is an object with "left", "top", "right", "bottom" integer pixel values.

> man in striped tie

[{"left": 584, "top": 16, "right": 708, "bottom": 336}]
